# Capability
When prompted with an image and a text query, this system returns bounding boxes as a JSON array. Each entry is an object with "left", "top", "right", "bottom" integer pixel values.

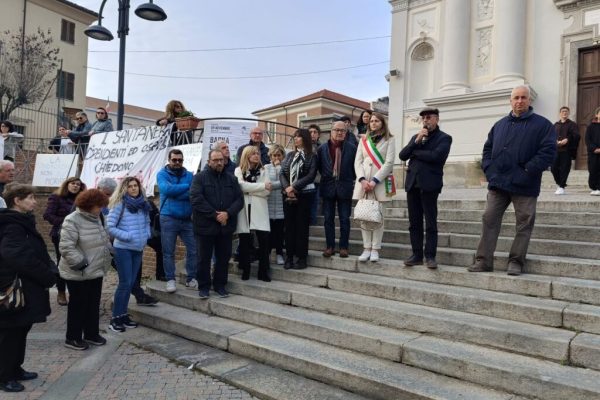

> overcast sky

[{"left": 75, "top": 0, "right": 392, "bottom": 117}]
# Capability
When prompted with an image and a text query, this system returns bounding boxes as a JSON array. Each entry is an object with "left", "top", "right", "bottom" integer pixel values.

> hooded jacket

[
  {"left": 91, "top": 118, "right": 114, "bottom": 133},
  {"left": 0, "top": 210, "right": 57, "bottom": 328},
  {"left": 482, "top": 107, "right": 556, "bottom": 197}
]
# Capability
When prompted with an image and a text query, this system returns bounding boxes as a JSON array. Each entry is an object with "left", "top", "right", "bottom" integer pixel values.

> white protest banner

[
  {"left": 171, "top": 142, "right": 203, "bottom": 174},
  {"left": 32, "top": 154, "right": 78, "bottom": 187},
  {"left": 201, "top": 120, "right": 256, "bottom": 169},
  {"left": 80, "top": 124, "right": 172, "bottom": 193}
]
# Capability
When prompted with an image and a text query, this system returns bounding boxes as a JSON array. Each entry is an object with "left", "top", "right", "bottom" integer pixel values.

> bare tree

[{"left": 0, "top": 27, "right": 60, "bottom": 120}]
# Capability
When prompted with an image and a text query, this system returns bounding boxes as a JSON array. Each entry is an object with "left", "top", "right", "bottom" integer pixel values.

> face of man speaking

[
  {"left": 208, "top": 151, "right": 225, "bottom": 173},
  {"left": 422, "top": 113, "right": 439, "bottom": 132}
]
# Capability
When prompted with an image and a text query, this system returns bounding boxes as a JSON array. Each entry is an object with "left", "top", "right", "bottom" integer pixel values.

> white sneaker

[
  {"left": 358, "top": 250, "right": 371, "bottom": 262},
  {"left": 276, "top": 254, "right": 285, "bottom": 265},
  {"left": 555, "top": 187, "right": 565, "bottom": 195},
  {"left": 592, "top": 190, "right": 600, "bottom": 196},
  {"left": 370, "top": 250, "right": 380, "bottom": 262},
  {"left": 166, "top": 280, "right": 176, "bottom": 293},
  {"left": 185, "top": 278, "right": 198, "bottom": 290}
]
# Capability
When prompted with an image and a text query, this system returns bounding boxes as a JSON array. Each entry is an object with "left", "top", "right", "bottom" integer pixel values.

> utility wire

[
  {"left": 85, "top": 61, "right": 389, "bottom": 80},
  {"left": 88, "top": 35, "right": 391, "bottom": 53}
]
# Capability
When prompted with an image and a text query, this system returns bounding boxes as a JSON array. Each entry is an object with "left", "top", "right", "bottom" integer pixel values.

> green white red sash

[{"left": 362, "top": 135, "right": 396, "bottom": 197}]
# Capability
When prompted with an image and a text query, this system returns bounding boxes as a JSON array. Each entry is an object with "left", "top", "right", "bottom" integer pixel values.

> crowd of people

[{"left": 0, "top": 86, "right": 597, "bottom": 393}]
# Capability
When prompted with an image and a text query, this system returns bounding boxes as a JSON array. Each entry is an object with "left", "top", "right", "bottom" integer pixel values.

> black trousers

[
  {"left": 269, "top": 219, "right": 284, "bottom": 254},
  {"left": 196, "top": 233, "right": 232, "bottom": 291},
  {"left": 406, "top": 188, "right": 440, "bottom": 259},
  {"left": 589, "top": 153, "right": 600, "bottom": 190},
  {"left": 0, "top": 324, "right": 32, "bottom": 381},
  {"left": 65, "top": 277, "right": 103, "bottom": 341},
  {"left": 551, "top": 151, "right": 571, "bottom": 188},
  {"left": 239, "top": 231, "right": 270, "bottom": 277},
  {"left": 147, "top": 236, "right": 165, "bottom": 280},
  {"left": 51, "top": 235, "right": 67, "bottom": 292},
  {"left": 283, "top": 194, "right": 311, "bottom": 260}
]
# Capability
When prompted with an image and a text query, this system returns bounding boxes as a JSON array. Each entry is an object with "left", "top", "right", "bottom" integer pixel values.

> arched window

[
  {"left": 411, "top": 42, "right": 434, "bottom": 61},
  {"left": 409, "top": 42, "right": 434, "bottom": 101}
]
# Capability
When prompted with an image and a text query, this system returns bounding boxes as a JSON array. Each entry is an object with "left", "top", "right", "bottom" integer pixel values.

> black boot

[
  {"left": 284, "top": 257, "right": 294, "bottom": 270},
  {"left": 241, "top": 267, "right": 250, "bottom": 280},
  {"left": 293, "top": 258, "right": 307, "bottom": 270}
]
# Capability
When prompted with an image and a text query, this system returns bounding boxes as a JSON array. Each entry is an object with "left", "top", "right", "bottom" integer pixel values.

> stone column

[
  {"left": 492, "top": 0, "right": 527, "bottom": 84},
  {"left": 440, "top": 0, "right": 471, "bottom": 91}
]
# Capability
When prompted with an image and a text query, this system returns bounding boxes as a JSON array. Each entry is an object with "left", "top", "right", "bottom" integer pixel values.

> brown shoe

[
  {"left": 339, "top": 249, "right": 349, "bottom": 258},
  {"left": 57, "top": 291, "right": 68, "bottom": 306},
  {"left": 467, "top": 259, "right": 492, "bottom": 272},
  {"left": 507, "top": 261, "right": 522, "bottom": 276},
  {"left": 322, "top": 248, "right": 334, "bottom": 257}
]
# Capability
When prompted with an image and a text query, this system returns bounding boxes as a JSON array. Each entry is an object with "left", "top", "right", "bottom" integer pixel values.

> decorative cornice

[
  {"left": 389, "top": 0, "right": 439, "bottom": 13},
  {"left": 423, "top": 86, "right": 538, "bottom": 108},
  {"left": 554, "top": 0, "right": 600, "bottom": 12}
]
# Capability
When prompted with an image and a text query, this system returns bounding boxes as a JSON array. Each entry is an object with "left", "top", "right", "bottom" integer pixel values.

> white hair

[
  {"left": 511, "top": 85, "right": 531, "bottom": 98},
  {"left": 0, "top": 160, "right": 14, "bottom": 171}
]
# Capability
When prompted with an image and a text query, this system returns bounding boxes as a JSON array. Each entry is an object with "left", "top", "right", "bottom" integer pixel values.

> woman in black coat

[
  {"left": 0, "top": 183, "right": 57, "bottom": 393},
  {"left": 280, "top": 129, "right": 317, "bottom": 270}
]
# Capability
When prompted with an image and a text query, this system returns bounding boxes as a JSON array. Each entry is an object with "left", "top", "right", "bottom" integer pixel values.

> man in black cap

[{"left": 399, "top": 107, "right": 452, "bottom": 269}]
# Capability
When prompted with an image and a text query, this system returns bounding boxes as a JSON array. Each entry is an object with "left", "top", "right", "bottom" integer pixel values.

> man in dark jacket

[
  {"left": 213, "top": 141, "right": 236, "bottom": 175},
  {"left": 235, "top": 127, "right": 270, "bottom": 166},
  {"left": 66, "top": 112, "right": 92, "bottom": 157},
  {"left": 399, "top": 107, "right": 452, "bottom": 269},
  {"left": 317, "top": 121, "right": 357, "bottom": 258},
  {"left": 469, "top": 85, "right": 556, "bottom": 276},
  {"left": 551, "top": 106, "right": 579, "bottom": 195},
  {"left": 190, "top": 149, "right": 243, "bottom": 299}
]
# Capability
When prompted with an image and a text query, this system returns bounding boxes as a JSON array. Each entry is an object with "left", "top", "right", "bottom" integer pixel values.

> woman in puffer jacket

[
  {"left": 89, "top": 107, "right": 113, "bottom": 135},
  {"left": 59, "top": 189, "right": 112, "bottom": 351},
  {"left": 106, "top": 177, "right": 151, "bottom": 333}
]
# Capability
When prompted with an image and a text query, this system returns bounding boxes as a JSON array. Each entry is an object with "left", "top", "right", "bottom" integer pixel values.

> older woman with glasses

[
  {"left": 43, "top": 177, "right": 87, "bottom": 306},
  {"left": 89, "top": 107, "right": 113, "bottom": 135}
]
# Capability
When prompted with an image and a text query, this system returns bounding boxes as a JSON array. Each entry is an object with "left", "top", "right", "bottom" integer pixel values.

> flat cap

[{"left": 419, "top": 107, "right": 439, "bottom": 117}]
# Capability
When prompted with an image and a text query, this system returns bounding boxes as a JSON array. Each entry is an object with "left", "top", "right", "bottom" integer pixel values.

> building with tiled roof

[{"left": 86, "top": 97, "right": 164, "bottom": 130}]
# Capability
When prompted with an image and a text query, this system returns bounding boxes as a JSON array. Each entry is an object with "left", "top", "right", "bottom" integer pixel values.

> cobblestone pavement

[{"left": 2, "top": 268, "right": 257, "bottom": 400}]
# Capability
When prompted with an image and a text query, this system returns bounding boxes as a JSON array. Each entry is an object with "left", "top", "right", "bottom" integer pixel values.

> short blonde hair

[{"left": 268, "top": 144, "right": 285, "bottom": 159}]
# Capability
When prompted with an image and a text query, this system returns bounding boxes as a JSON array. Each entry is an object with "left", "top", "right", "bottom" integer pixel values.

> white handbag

[{"left": 353, "top": 194, "right": 383, "bottom": 231}]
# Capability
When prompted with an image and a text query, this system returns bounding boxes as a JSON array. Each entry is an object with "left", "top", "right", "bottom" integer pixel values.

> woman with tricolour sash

[{"left": 352, "top": 112, "right": 396, "bottom": 262}]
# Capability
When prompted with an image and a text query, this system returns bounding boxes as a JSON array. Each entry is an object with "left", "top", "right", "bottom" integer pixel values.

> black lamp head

[
  {"left": 135, "top": 2, "right": 167, "bottom": 21},
  {"left": 84, "top": 24, "right": 114, "bottom": 41}
]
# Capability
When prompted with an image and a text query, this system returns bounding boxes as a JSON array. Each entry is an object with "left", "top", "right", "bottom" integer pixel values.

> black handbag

[{"left": 0, "top": 276, "right": 25, "bottom": 315}]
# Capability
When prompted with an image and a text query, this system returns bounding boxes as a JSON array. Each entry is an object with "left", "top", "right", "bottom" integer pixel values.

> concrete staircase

[{"left": 130, "top": 194, "right": 600, "bottom": 400}]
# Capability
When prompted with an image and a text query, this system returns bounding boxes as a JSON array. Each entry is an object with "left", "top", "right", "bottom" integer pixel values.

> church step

[
  {"left": 434, "top": 209, "right": 600, "bottom": 226},
  {"left": 230, "top": 265, "right": 567, "bottom": 327},
  {"left": 318, "top": 217, "right": 600, "bottom": 242},
  {"left": 309, "top": 227, "right": 600, "bottom": 259},
  {"left": 302, "top": 251, "right": 600, "bottom": 305},
  {"left": 307, "top": 238, "right": 600, "bottom": 280},
  {"left": 129, "top": 301, "right": 519, "bottom": 400}
]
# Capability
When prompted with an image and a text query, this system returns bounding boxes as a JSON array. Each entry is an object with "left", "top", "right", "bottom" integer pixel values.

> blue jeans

[
  {"left": 309, "top": 183, "right": 320, "bottom": 225},
  {"left": 322, "top": 197, "right": 352, "bottom": 250},
  {"left": 112, "top": 248, "right": 143, "bottom": 317},
  {"left": 160, "top": 215, "right": 197, "bottom": 281}
]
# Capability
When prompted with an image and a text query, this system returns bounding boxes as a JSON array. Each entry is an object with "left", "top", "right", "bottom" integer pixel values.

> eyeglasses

[
  {"left": 210, "top": 159, "right": 224, "bottom": 163},
  {"left": 331, "top": 129, "right": 346, "bottom": 133},
  {"left": 170, "top": 158, "right": 184, "bottom": 163},
  {"left": 76, "top": 117, "right": 84, "bottom": 120}
]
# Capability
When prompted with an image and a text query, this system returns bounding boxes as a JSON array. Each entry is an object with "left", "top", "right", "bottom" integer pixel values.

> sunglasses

[{"left": 170, "top": 158, "right": 184, "bottom": 163}]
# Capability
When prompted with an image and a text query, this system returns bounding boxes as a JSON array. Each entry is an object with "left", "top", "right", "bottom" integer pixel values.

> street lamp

[{"left": 84, "top": 1, "right": 167, "bottom": 130}]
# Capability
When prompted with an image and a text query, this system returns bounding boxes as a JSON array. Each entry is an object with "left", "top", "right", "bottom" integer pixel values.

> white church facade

[{"left": 387, "top": 0, "right": 600, "bottom": 185}]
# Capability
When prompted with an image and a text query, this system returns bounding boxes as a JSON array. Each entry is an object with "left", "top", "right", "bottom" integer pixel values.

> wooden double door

[{"left": 576, "top": 47, "right": 600, "bottom": 169}]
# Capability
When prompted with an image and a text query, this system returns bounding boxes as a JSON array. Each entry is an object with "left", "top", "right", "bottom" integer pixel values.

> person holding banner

[
  {"left": 235, "top": 146, "right": 272, "bottom": 281},
  {"left": 280, "top": 129, "right": 317, "bottom": 270},
  {"left": 43, "top": 177, "right": 87, "bottom": 306},
  {"left": 353, "top": 112, "right": 396, "bottom": 263},
  {"left": 399, "top": 107, "right": 452, "bottom": 269},
  {"left": 106, "top": 177, "right": 151, "bottom": 333}
]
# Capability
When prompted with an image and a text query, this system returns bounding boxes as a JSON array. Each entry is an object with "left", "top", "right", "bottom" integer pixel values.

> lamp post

[{"left": 84, "top": 1, "right": 167, "bottom": 130}]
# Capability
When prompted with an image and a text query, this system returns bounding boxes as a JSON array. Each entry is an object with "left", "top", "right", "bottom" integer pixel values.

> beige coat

[
  {"left": 352, "top": 135, "right": 396, "bottom": 202},
  {"left": 58, "top": 210, "right": 113, "bottom": 281},
  {"left": 235, "top": 167, "right": 271, "bottom": 233}
]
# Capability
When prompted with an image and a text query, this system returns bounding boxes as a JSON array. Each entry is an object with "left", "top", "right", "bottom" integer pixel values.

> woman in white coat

[
  {"left": 235, "top": 146, "right": 272, "bottom": 281},
  {"left": 353, "top": 112, "right": 396, "bottom": 262}
]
